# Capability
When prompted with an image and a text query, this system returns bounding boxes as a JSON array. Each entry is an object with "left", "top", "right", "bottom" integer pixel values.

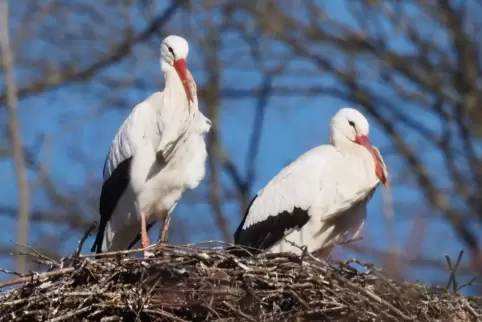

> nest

[{"left": 0, "top": 242, "right": 480, "bottom": 322}]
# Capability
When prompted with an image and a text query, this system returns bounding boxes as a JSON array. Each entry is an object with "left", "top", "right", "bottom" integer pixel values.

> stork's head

[
  {"left": 330, "top": 108, "right": 388, "bottom": 187},
  {"left": 160, "top": 35, "right": 193, "bottom": 103}
]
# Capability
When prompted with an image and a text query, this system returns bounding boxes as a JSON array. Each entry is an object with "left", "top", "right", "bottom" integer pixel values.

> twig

[
  {"left": 0, "top": 268, "right": 25, "bottom": 277},
  {"left": 33, "top": 259, "right": 59, "bottom": 268},
  {"left": 288, "top": 289, "right": 310, "bottom": 310},
  {"left": 79, "top": 246, "right": 153, "bottom": 258},
  {"left": 74, "top": 222, "right": 97, "bottom": 258},
  {"left": 83, "top": 241, "right": 239, "bottom": 259},
  {"left": 138, "top": 276, "right": 162, "bottom": 320},
  {"left": 185, "top": 240, "right": 238, "bottom": 248},
  {"left": 12, "top": 241, "right": 59, "bottom": 265},
  {"left": 332, "top": 273, "right": 413, "bottom": 321},
  {"left": 445, "top": 249, "right": 464, "bottom": 292},
  {"left": 464, "top": 302, "right": 481, "bottom": 320},
  {"left": 0, "top": 0, "right": 30, "bottom": 274},
  {"left": 222, "top": 301, "right": 256, "bottom": 322},
  {"left": 143, "top": 309, "right": 188, "bottom": 322},
  {"left": 49, "top": 307, "right": 91, "bottom": 322},
  {"left": 301, "top": 246, "right": 413, "bottom": 321},
  {"left": 0, "top": 267, "right": 74, "bottom": 289},
  {"left": 344, "top": 258, "right": 401, "bottom": 295},
  {"left": 457, "top": 276, "right": 477, "bottom": 292},
  {"left": 200, "top": 301, "right": 221, "bottom": 319}
]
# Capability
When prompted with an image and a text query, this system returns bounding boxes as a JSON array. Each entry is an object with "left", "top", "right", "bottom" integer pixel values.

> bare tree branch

[
  {"left": 239, "top": 75, "right": 272, "bottom": 216},
  {"left": 0, "top": 0, "right": 187, "bottom": 106},
  {"left": 0, "top": 0, "right": 31, "bottom": 273},
  {"left": 203, "top": 25, "right": 231, "bottom": 242}
]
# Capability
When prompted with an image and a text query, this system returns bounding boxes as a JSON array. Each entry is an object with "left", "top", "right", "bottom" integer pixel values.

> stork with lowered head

[{"left": 233, "top": 108, "right": 388, "bottom": 258}]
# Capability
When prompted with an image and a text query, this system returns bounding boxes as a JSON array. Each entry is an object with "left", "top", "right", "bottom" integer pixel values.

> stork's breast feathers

[
  {"left": 194, "top": 112, "right": 211, "bottom": 134},
  {"left": 164, "top": 126, "right": 208, "bottom": 190}
]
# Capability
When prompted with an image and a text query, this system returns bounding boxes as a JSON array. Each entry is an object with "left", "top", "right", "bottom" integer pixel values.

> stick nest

[{"left": 0, "top": 243, "right": 480, "bottom": 322}]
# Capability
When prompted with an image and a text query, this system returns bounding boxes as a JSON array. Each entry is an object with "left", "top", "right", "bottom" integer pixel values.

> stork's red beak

[
  {"left": 355, "top": 135, "right": 388, "bottom": 188},
  {"left": 173, "top": 58, "right": 194, "bottom": 103}
]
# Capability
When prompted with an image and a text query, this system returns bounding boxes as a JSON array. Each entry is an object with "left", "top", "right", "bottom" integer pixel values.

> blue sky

[{"left": 0, "top": 1, "right": 477, "bottom": 293}]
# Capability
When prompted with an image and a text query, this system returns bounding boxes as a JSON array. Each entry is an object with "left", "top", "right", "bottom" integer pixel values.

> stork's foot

[
  {"left": 141, "top": 231, "right": 152, "bottom": 258},
  {"left": 141, "top": 236, "right": 150, "bottom": 249}
]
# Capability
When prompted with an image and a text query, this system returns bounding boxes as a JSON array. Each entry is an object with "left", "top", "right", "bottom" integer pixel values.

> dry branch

[
  {"left": 0, "top": 0, "right": 31, "bottom": 274},
  {"left": 0, "top": 243, "right": 480, "bottom": 322}
]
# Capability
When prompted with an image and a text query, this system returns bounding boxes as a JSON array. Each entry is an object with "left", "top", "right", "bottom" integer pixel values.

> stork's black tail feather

[{"left": 90, "top": 217, "right": 108, "bottom": 254}]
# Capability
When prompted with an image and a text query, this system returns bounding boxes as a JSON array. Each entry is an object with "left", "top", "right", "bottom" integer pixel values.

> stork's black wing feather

[
  {"left": 233, "top": 194, "right": 258, "bottom": 243},
  {"left": 91, "top": 157, "right": 132, "bottom": 253},
  {"left": 232, "top": 195, "right": 310, "bottom": 255}
]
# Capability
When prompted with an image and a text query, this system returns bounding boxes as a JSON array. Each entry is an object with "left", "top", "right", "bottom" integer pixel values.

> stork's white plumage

[
  {"left": 91, "top": 35, "right": 211, "bottom": 255},
  {"left": 233, "top": 108, "right": 387, "bottom": 257}
]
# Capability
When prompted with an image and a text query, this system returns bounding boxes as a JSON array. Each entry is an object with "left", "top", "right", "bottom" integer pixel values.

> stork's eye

[
  {"left": 348, "top": 120, "right": 355, "bottom": 127},
  {"left": 168, "top": 46, "right": 175, "bottom": 57}
]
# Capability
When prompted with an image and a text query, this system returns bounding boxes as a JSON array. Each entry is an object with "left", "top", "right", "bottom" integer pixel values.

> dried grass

[{"left": 0, "top": 242, "right": 481, "bottom": 322}]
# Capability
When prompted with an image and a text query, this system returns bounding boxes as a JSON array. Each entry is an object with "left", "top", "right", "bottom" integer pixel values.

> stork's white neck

[
  {"left": 163, "top": 67, "right": 186, "bottom": 100},
  {"left": 161, "top": 60, "right": 197, "bottom": 108},
  {"left": 332, "top": 137, "right": 379, "bottom": 187}
]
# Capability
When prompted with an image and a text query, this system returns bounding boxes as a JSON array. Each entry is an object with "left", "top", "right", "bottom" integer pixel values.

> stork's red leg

[
  {"left": 140, "top": 212, "right": 150, "bottom": 250},
  {"left": 158, "top": 213, "right": 172, "bottom": 246}
]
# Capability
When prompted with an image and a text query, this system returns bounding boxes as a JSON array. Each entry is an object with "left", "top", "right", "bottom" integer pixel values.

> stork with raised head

[
  {"left": 91, "top": 35, "right": 211, "bottom": 255},
  {"left": 233, "top": 108, "right": 388, "bottom": 257}
]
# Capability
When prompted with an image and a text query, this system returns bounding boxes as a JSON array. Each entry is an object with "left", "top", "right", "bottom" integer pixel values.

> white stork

[
  {"left": 91, "top": 35, "right": 211, "bottom": 255},
  {"left": 233, "top": 107, "right": 388, "bottom": 257}
]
